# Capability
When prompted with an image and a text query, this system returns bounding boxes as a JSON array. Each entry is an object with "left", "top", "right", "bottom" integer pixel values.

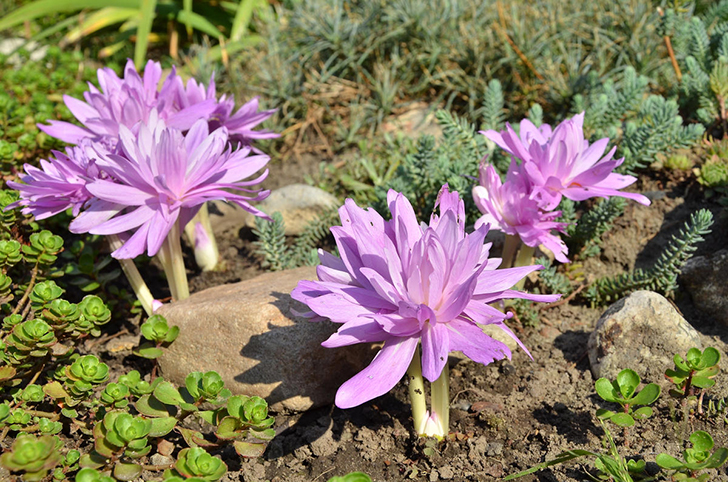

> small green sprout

[
  {"left": 65, "top": 355, "right": 110, "bottom": 399},
  {"left": 665, "top": 347, "right": 721, "bottom": 405},
  {"left": 22, "top": 230, "right": 64, "bottom": 265},
  {"left": 656, "top": 430, "right": 728, "bottom": 481},
  {"left": 117, "top": 370, "right": 155, "bottom": 396},
  {"left": 595, "top": 369, "right": 661, "bottom": 427},
  {"left": 0, "top": 434, "right": 62, "bottom": 481},
  {"left": 134, "top": 314, "right": 179, "bottom": 359}
]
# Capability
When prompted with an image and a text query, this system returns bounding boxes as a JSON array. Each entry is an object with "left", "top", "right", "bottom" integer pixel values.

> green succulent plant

[
  {"left": 595, "top": 369, "right": 661, "bottom": 427},
  {"left": 29, "top": 280, "right": 64, "bottom": 311},
  {"left": 0, "top": 239, "right": 22, "bottom": 267},
  {"left": 656, "top": 431, "right": 728, "bottom": 482},
  {"left": 6, "top": 318, "right": 57, "bottom": 358},
  {"left": 117, "top": 370, "right": 155, "bottom": 396},
  {"left": 134, "top": 314, "right": 180, "bottom": 359},
  {"left": 666, "top": 347, "right": 721, "bottom": 397},
  {"left": 0, "top": 434, "right": 62, "bottom": 481},
  {"left": 22, "top": 230, "right": 64, "bottom": 265},
  {"left": 172, "top": 447, "right": 228, "bottom": 481},
  {"left": 99, "top": 382, "right": 131, "bottom": 409}
]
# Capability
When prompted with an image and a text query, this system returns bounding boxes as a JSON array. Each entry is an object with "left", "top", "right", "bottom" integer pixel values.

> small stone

[
  {"left": 380, "top": 102, "right": 442, "bottom": 139},
  {"left": 588, "top": 291, "right": 701, "bottom": 383},
  {"left": 481, "top": 324, "right": 519, "bottom": 353},
  {"left": 158, "top": 267, "right": 375, "bottom": 412},
  {"left": 438, "top": 466, "right": 455, "bottom": 479},
  {"left": 681, "top": 249, "right": 728, "bottom": 327},
  {"left": 150, "top": 453, "right": 174, "bottom": 466},
  {"left": 486, "top": 442, "right": 503, "bottom": 456},
  {"left": 209, "top": 184, "right": 338, "bottom": 236},
  {"left": 429, "top": 469, "right": 440, "bottom": 482}
]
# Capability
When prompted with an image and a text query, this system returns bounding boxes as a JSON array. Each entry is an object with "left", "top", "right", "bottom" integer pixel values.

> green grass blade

[
  {"left": 0, "top": 0, "right": 140, "bottom": 31},
  {"left": 204, "top": 36, "right": 262, "bottom": 61},
  {"left": 175, "top": 9, "right": 222, "bottom": 39},
  {"left": 183, "top": 0, "right": 193, "bottom": 35},
  {"left": 503, "top": 450, "right": 597, "bottom": 480},
  {"left": 230, "top": 0, "right": 256, "bottom": 42},
  {"left": 134, "top": 0, "right": 157, "bottom": 69},
  {"left": 64, "top": 7, "right": 138, "bottom": 43}
]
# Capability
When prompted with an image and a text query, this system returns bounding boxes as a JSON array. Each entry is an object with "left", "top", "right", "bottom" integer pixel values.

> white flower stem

[
  {"left": 430, "top": 361, "right": 450, "bottom": 439},
  {"left": 108, "top": 235, "right": 154, "bottom": 316},
  {"left": 501, "top": 234, "right": 520, "bottom": 269},
  {"left": 183, "top": 203, "right": 220, "bottom": 272},
  {"left": 407, "top": 344, "right": 427, "bottom": 435},
  {"left": 158, "top": 220, "right": 190, "bottom": 301}
]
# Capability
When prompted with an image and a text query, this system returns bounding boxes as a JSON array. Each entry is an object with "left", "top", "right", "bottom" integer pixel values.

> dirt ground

[{"left": 96, "top": 154, "right": 728, "bottom": 482}]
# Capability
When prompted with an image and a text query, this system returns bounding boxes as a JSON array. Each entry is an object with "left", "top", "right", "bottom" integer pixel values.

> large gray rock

[
  {"left": 209, "top": 184, "right": 338, "bottom": 236},
  {"left": 681, "top": 249, "right": 728, "bottom": 327},
  {"left": 588, "top": 291, "right": 701, "bottom": 383},
  {"left": 157, "top": 267, "right": 375, "bottom": 412}
]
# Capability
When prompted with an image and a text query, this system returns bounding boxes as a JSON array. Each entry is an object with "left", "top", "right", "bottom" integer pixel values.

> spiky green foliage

[
  {"left": 619, "top": 95, "right": 705, "bottom": 173},
  {"left": 577, "top": 67, "right": 649, "bottom": 140},
  {"left": 253, "top": 209, "right": 339, "bottom": 271},
  {"left": 536, "top": 256, "right": 573, "bottom": 296},
  {"left": 671, "top": 2, "right": 728, "bottom": 130},
  {"left": 585, "top": 209, "right": 714, "bottom": 305},
  {"left": 375, "top": 110, "right": 486, "bottom": 220},
  {"left": 252, "top": 213, "right": 290, "bottom": 271},
  {"left": 567, "top": 197, "right": 626, "bottom": 257},
  {"left": 228, "top": 0, "right": 669, "bottom": 151}
]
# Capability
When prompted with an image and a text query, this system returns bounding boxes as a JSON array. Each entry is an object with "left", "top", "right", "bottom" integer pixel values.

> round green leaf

[
  {"left": 609, "top": 412, "right": 635, "bottom": 427},
  {"left": 132, "top": 344, "right": 164, "bottom": 359},
  {"left": 233, "top": 440, "right": 266, "bottom": 458},
  {"left": 595, "top": 408, "right": 615, "bottom": 419},
  {"left": 656, "top": 453, "right": 684, "bottom": 470},
  {"left": 616, "top": 369, "right": 640, "bottom": 399},
  {"left": 113, "top": 462, "right": 142, "bottom": 481},
  {"left": 135, "top": 395, "right": 172, "bottom": 418},
  {"left": 705, "top": 447, "right": 728, "bottom": 469},
  {"left": 153, "top": 381, "right": 183, "bottom": 405},
  {"left": 690, "top": 431, "right": 714, "bottom": 452},
  {"left": 595, "top": 378, "right": 618, "bottom": 403},
  {"left": 630, "top": 383, "right": 660, "bottom": 406},
  {"left": 700, "top": 347, "right": 720, "bottom": 367},
  {"left": 686, "top": 348, "right": 703, "bottom": 367},
  {"left": 691, "top": 376, "right": 716, "bottom": 389},
  {"left": 148, "top": 417, "right": 177, "bottom": 437},
  {"left": 632, "top": 406, "right": 653, "bottom": 420}
]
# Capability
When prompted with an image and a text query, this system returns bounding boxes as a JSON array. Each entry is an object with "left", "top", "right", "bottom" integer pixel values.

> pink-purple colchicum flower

[
  {"left": 292, "top": 185, "right": 558, "bottom": 411},
  {"left": 475, "top": 112, "right": 651, "bottom": 262},
  {"left": 38, "top": 59, "right": 278, "bottom": 148},
  {"left": 8, "top": 145, "right": 101, "bottom": 220},
  {"left": 482, "top": 113, "right": 650, "bottom": 210},
  {"left": 70, "top": 111, "right": 270, "bottom": 259},
  {"left": 473, "top": 161, "right": 569, "bottom": 263}
]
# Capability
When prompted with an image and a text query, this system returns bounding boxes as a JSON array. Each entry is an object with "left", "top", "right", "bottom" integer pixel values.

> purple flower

[
  {"left": 472, "top": 162, "right": 569, "bottom": 263},
  {"left": 38, "top": 60, "right": 216, "bottom": 147},
  {"left": 482, "top": 113, "right": 651, "bottom": 210},
  {"left": 291, "top": 186, "right": 558, "bottom": 409},
  {"left": 177, "top": 75, "right": 279, "bottom": 143},
  {"left": 70, "top": 111, "right": 270, "bottom": 259},
  {"left": 37, "top": 60, "right": 277, "bottom": 149},
  {"left": 7, "top": 144, "right": 102, "bottom": 220}
]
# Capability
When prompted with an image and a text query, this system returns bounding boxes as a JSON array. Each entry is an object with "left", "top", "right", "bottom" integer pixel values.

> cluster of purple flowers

[
  {"left": 473, "top": 113, "right": 651, "bottom": 262},
  {"left": 10, "top": 60, "right": 276, "bottom": 258}
]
